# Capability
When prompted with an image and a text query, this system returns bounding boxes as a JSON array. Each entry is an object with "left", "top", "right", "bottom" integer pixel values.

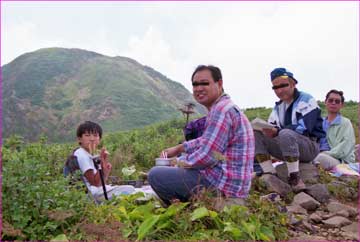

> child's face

[{"left": 78, "top": 131, "right": 100, "bottom": 153}]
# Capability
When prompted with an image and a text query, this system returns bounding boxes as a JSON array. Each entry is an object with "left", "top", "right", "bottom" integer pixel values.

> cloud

[
  {"left": 2, "top": 2, "right": 358, "bottom": 108},
  {"left": 2, "top": 22, "right": 38, "bottom": 64},
  {"left": 174, "top": 2, "right": 358, "bottom": 107},
  {"left": 121, "top": 26, "right": 193, "bottom": 89}
]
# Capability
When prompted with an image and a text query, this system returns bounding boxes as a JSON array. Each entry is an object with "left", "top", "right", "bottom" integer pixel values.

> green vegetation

[
  {"left": 244, "top": 106, "right": 272, "bottom": 121},
  {"left": 2, "top": 141, "right": 88, "bottom": 240},
  {"left": 79, "top": 192, "right": 288, "bottom": 241},
  {"left": 3, "top": 119, "right": 289, "bottom": 241}
]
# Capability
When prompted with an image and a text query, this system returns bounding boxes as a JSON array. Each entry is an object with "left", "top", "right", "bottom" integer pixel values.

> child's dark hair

[{"left": 76, "top": 121, "right": 103, "bottom": 139}]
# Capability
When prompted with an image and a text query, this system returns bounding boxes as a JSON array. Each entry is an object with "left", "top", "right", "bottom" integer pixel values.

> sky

[{"left": 2, "top": 1, "right": 359, "bottom": 109}]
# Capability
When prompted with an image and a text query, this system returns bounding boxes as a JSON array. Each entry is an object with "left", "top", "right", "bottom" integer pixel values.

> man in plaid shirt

[{"left": 148, "top": 65, "right": 255, "bottom": 207}]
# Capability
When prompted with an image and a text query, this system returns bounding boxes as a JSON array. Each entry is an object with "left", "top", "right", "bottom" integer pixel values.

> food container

[{"left": 155, "top": 158, "right": 174, "bottom": 166}]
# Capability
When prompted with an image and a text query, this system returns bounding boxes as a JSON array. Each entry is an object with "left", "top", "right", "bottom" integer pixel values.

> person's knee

[
  {"left": 254, "top": 130, "right": 264, "bottom": 139},
  {"left": 317, "top": 153, "right": 339, "bottom": 170},
  {"left": 314, "top": 152, "right": 327, "bottom": 161},
  {"left": 148, "top": 167, "right": 161, "bottom": 186},
  {"left": 278, "top": 129, "right": 296, "bottom": 138}
]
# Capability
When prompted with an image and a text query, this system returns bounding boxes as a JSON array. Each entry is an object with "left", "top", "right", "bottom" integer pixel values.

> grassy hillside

[{"left": 2, "top": 48, "right": 204, "bottom": 142}]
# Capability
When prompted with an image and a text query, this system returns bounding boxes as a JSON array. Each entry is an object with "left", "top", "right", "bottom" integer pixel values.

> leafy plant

[
  {"left": 3, "top": 118, "right": 291, "bottom": 240},
  {"left": 2, "top": 143, "right": 89, "bottom": 240}
]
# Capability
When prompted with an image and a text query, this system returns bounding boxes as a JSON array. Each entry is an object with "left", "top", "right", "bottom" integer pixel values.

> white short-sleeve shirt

[{"left": 74, "top": 147, "right": 104, "bottom": 196}]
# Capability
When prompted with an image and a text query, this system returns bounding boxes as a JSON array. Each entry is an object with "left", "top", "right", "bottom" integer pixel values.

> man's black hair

[
  {"left": 191, "top": 65, "right": 222, "bottom": 82},
  {"left": 76, "top": 121, "right": 103, "bottom": 139},
  {"left": 325, "top": 89, "right": 345, "bottom": 103}
]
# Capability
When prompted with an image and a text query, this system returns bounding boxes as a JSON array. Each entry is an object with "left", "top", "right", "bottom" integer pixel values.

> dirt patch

[
  {"left": 79, "top": 220, "right": 123, "bottom": 240},
  {"left": 45, "top": 209, "right": 75, "bottom": 221},
  {"left": 2, "top": 221, "right": 25, "bottom": 239}
]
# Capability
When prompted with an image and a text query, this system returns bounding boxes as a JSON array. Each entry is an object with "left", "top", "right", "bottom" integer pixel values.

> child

[{"left": 74, "top": 121, "right": 135, "bottom": 201}]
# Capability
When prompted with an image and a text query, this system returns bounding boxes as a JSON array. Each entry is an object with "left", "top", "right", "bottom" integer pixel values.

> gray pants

[
  {"left": 254, "top": 129, "right": 319, "bottom": 162},
  {"left": 313, "top": 152, "right": 340, "bottom": 170}
]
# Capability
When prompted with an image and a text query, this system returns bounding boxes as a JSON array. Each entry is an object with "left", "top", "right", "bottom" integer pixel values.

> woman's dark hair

[
  {"left": 76, "top": 121, "right": 103, "bottom": 139},
  {"left": 191, "top": 65, "right": 222, "bottom": 82},
  {"left": 325, "top": 89, "right": 345, "bottom": 103}
]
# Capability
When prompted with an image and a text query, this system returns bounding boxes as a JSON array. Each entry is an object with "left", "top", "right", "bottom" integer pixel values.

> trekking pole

[{"left": 92, "top": 155, "right": 108, "bottom": 200}]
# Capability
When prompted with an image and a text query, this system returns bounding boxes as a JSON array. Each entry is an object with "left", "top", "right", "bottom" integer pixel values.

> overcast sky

[{"left": 2, "top": 1, "right": 359, "bottom": 108}]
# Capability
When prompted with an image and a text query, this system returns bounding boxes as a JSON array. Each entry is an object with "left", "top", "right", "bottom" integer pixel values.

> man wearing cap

[{"left": 254, "top": 67, "right": 325, "bottom": 192}]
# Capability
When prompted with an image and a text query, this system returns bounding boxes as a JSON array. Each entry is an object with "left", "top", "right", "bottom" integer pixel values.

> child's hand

[
  {"left": 88, "top": 143, "right": 97, "bottom": 155},
  {"left": 103, "top": 161, "right": 112, "bottom": 171},
  {"left": 100, "top": 147, "right": 112, "bottom": 173},
  {"left": 100, "top": 147, "right": 109, "bottom": 162}
]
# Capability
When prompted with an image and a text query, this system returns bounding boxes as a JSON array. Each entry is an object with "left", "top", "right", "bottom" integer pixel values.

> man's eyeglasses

[
  {"left": 327, "top": 98, "right": 341, "bottom": 104},
  {"left": 272, "top": 83, "right": 289, "bottom": 90},
  {"left": 192, "top": 82, "right": 209, "bottom": 87}
]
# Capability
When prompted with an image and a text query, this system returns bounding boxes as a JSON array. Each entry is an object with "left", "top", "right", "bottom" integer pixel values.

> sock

[
  {"left": 286, "top": 160, "right": 299, "bottom": 175},
  {"left": 259, "top": 160, "right": 276, "bottom": 174},
  {"left": 255, "top": 154, "right": 271, "bottom": 162}
]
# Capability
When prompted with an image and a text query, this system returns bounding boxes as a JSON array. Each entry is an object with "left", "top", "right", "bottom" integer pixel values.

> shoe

[
  {"left": 260, "top": 193, "right": 281, "bottom": 202},
  {"left": 288, "top": 172, "right": 306, "bottom": 193}
]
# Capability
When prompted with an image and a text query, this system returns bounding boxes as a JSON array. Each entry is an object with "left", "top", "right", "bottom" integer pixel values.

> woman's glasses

[{"left": 327, "top": 98, "right": 341, "bottom": 104}]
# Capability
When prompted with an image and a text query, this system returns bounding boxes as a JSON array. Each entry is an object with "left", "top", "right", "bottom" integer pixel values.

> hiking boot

[
  {"left": 260, "top": 193, "right": 281, "bottom": 203},
  {"left": 288, "top": 172, "right": 306, "bottom": 193}
]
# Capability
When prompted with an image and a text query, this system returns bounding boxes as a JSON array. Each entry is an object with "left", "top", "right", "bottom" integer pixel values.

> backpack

[
  {"left": 183, "top": 116, "right": 207, "bottom": 141},
  {"left": 64, "top": 148, "right": 81, "bottom": 177},
  {"left": 63, "top": 148, "right": 87, "bottom": 190}
]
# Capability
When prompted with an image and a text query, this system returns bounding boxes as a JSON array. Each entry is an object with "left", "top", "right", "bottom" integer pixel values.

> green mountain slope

[{"left": 2, "top": 47, "right": 205, "bottom": 142}]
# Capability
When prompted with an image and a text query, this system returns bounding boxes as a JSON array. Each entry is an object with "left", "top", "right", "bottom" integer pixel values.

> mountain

[{"left": 2, "top": 47, "right": 205, "bottom": 142}]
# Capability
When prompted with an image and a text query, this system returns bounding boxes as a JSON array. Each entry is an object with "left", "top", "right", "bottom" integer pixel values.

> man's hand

[
  {"left": 177, "top": 160, "right": 192, "bottom": 168},
  {"left": 262, "top": 128, "right": 278, "bottom": 138},
  {"left": 161, "top": 144, "right": 184, "bottom": 158}
]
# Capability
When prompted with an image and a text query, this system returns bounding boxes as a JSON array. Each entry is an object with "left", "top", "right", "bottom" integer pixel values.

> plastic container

[{"left": 155, "top": 158, "right": 174, "bottom": 166}]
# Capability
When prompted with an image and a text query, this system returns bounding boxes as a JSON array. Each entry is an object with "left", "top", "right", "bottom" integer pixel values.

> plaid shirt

[{"left": 183, "top": 94, "right": 255, "bottom": 198}]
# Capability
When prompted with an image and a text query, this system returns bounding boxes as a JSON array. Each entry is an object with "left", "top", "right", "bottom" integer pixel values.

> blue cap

[{"left": 270, "top": 67, "right": 298, "bottom": 83}]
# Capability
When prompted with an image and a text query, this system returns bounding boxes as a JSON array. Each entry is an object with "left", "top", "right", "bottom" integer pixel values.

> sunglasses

[
  {"left": 272, "top": 83, "right": 289, "bottom": 90},
  {"left": 327, "top": 98, "right": 341, "bottom": 104},
  {"left": 192, "top": 82, "right": 210, "bottom": 87}
]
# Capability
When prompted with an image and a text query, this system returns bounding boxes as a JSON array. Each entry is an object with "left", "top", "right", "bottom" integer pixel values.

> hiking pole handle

[{"left": 92, "top": 156, "right": 109, "bottom": 200}]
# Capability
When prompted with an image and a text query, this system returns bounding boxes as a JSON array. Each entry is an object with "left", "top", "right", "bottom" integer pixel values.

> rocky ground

[{"left": 257, "top": 163, "right": 359, "bottom": 241}]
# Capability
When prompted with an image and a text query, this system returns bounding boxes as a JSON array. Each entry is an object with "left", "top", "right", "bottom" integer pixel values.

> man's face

[
  {"left": 325, "top": 93, "right": 343, "bottom": 114},
  {"left": 271, "top": 76, "right": 296, "bottom": 103},
  {"left": 192, "top": 69, "right": 223, "bottom": 109},
  {"left": 78, "top": 131, "right": 100, "bottom": 152}
]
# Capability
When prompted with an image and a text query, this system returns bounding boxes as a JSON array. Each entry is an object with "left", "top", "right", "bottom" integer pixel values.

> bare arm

[
  {"left": 161, "top": 144, "right": 184, "bottom": 158},
  {"left": 84, "top": 148, "right": 112, "bottom": 186},
  {"left": 262, "top": 127, "right": 278, "bottom": 138}
]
